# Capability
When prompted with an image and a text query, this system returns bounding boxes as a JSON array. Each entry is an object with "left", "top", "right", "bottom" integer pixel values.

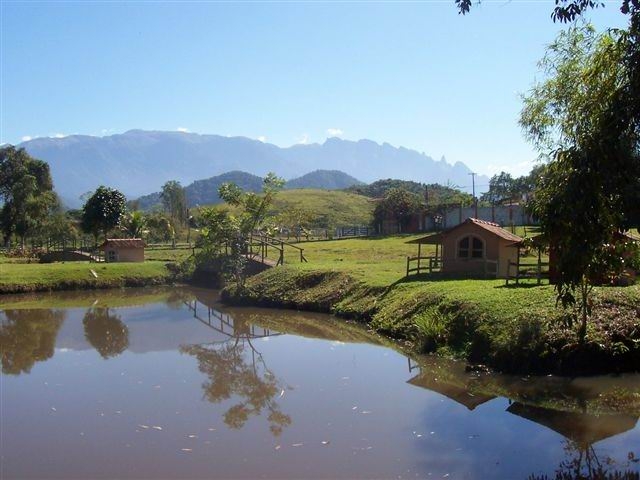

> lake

[{"left": 1, "top": 287, "right": 639, "bottom": 479}]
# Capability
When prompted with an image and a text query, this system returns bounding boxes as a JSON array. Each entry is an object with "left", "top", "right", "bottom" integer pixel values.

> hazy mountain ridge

[{"left": 19, "top": 129, "right": 488, "bottom": 207}]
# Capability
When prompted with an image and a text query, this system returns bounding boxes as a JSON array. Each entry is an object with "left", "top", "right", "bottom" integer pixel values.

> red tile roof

[
  {"left": 407, "top": 218, "right": 522, "bottom": 244},
  {"left": 100, "top": 238, "right": 146, "bottom": 249},
  {"left": 466, "top": 218, "right": 523, "bottom": 242}
]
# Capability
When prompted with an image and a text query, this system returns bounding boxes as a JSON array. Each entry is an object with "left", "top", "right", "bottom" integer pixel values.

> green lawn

[
  {"left": 278, "top": 232, "right": 547, "bottom": 287},
  {"left": 0, "top": 261, "right": 170, "bottom": 293}
]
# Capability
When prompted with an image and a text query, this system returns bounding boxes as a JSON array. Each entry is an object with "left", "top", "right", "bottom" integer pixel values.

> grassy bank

[
  {"left": 0, "top": 260, "right": 172, "bottom": 294},
  {"left": 222, "top": 234, "right": 640, "bottom": 375}
]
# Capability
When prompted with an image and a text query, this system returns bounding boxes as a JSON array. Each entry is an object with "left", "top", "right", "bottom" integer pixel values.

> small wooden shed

[
  {"left": 100, "top": 238, "right": 146, "bottom": 263},
  {"left": 407, "top": 218, "right": 522, "bottom": 278}
]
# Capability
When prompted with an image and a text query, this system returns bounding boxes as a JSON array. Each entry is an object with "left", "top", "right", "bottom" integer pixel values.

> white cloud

[
  {"left": 257, "top": 136, "right": 267, "bottom": 143},
  {"left": 21, "top": 136, "right": 32, "bottom": 142},
  {"left": 53, "top": 133, "right": 67, "bottom": 138},
  {"left": 326, "top": 128, "right": 343, "bottom": 137},
  {"left": 297, "top": 133, "right": 309, "bottom": 145},
  {"left": 177, "top": 127, "right": 190, "bottom": 133}
]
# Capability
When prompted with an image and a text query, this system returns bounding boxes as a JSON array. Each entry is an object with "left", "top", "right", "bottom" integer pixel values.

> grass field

[
  {"left": 268, "top": 230, "right": 547, "bottom": 287},
  {"left": 0, "top": 260, "right": 171, "bottom": 293},
  {"left": 197, "top": 188, "right": 374, "bottom": 230}
]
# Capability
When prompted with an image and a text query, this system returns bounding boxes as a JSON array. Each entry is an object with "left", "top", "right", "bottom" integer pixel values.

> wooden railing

[
  {"left": 247, "top": 233, "right": 308, "bottom": 266},
  {"left": 406, "top": 257, "right": 499, "bottom": 278},
  {"left": 406, "top": 255, "right": 441, "bottom": 276},
  {"left": 505, "top": 259, "right": 549, "bottom": 285},
  {"left": 38, "top": 238, "right": 104, "bottom": 262}
]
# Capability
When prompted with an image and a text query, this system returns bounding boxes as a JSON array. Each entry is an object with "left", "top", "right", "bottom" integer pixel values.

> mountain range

[{"left": 18, "top": 129, "right": 488, "bottom": 207}]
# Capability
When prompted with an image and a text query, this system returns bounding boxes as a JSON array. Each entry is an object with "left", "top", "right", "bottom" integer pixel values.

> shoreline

[
  {"left": 220, "top": 267, "right": 640, "bottom": 376},
  {"left": 2, "top": 260, "right": 639, "bottom": 376}
]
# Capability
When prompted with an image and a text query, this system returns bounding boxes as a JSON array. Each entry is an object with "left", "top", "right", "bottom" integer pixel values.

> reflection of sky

[{"left": 2, "top": 300, "right": 639, "bottom": 479}]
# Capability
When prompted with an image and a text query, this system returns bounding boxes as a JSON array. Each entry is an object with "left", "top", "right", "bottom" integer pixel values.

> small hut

[
  {"left": 100, "top": 238, "right": 145, "bottom": 263},
  {"left": 406, "top": 218, "right": 522, "bottom": 278}
]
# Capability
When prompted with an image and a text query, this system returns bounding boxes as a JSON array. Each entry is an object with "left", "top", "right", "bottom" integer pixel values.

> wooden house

[
  {"left": 406, "top": 218, "right": 522, "bottom": 278},
  {"left": 100, "top": 238, "right": 145, "bottom": 263}
]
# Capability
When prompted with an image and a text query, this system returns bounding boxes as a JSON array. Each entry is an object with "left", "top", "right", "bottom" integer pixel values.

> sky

[{"left": 0, "top": 0, "right": 630, "bottom": 179}]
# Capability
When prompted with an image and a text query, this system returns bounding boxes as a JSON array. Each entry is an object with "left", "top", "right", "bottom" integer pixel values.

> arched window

[{"left": 458, "top": 236, "right": 484, "bottom": 259}]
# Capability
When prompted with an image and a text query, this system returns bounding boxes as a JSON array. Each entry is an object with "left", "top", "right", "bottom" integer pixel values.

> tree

[
  {"left": 122, "top": 210, "right": 147, "bottom": 238},
  {"left": 145, "top": 212, "right": 174, "bottom": 243},
  {"left": 521, "top": 24, "right": 640, "bottom": 341},
  {"left": 196, "top": 173, "right": 285, "bottom": 288},
  {"left": 0, "top": 146, "right": 58, "bottom": 248},
  {"left": 160, "top": 180, "right": 187, "bottom": 226},
  {"left": 373, "top": 187, "right": 423, "bottom": 232},
  {"left": 480, "top": 172, "right": 516, "bottom": 205},
  {"left": 81, "top": 186, "right": 127, "bottom": 243},
  {"left": 160, "top": 180, "right": 187, "bottom": 247}
]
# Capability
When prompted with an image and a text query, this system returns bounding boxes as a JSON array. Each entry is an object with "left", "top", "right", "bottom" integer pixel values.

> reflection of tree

[
  {"left": 526, "top": 442, "right": 638, "bottom": 480},
  {"left": 181, "top": 338, "right": 291, "bottom": 436},
  {"left": 82, "top": 308, "right": 129, "bottom": 359},
  {"left": 0, "top": 309, "right": 65, "bottom": 375}
]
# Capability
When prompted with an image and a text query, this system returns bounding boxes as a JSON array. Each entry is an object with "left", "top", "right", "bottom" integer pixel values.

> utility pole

[{"left": 469, "top": 172, "right": 478, "bottom": 219}]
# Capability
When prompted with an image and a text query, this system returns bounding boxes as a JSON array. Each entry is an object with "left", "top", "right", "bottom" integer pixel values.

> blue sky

[{"left": 0, "top": 1, "right": 629, "bottom": 177}]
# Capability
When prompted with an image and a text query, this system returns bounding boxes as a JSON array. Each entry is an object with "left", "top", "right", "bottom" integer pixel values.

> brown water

[{"left": 1, "top": 287, "right": 639, "bottom": 479}]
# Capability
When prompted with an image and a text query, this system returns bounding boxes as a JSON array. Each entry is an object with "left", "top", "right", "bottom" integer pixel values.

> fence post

[
  {"left": 406, "top": 256, "right": 410, "bottom": 277},
  {"left": 280, "top": 241, "right": 284, "bottom": 265}
]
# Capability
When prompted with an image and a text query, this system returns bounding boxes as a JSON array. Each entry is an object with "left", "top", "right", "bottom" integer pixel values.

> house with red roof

[
  {"left": 100, "top": 238, "right": 146, "bottom": 263},
  {"left": 407, "top": 218, "right": 522, "bottom": 278}
]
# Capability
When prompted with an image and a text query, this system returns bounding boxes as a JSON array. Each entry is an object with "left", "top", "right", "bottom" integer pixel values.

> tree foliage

[
  {"left": 196, "top": 173, "right": 285, "bottom": 287},
  {"left": 81, "top": 186, "right": 127, "bottom": 242},
  {"left": 479, "top": 166, "right": 545, "bottom": 206},
  {"left": 373, "top": 187, "right": 423, "bottom": 232},
  {"left": 455, "top": 0, "right": 639, "bottom": 22},
  {"left": 0, "top": 146, "right": 58, "bottom": 247},
  {"left": 160, "top": 180, "right": 188, "bottom": 227},
  {"left": 522, "top": 24, "right": 640, "bottom": 341},
  {"left": 121, "top": 210, "right": 147, "bottom": 238}
]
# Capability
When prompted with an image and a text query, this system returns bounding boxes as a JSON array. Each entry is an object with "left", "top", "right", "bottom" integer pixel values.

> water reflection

[
  {"left": 181, "top": 341, "right": 291, "bottom": 436},
  {"left": 0, "top": 309, "right": 65, "bottom": 374},
  {"left": 407, "top": 358, "right": 496, "bottom": 410},
  {"left": 1, "top": 287, "right": 639, "bottom": 479},
  {"left": 180, "top": 298, "right": 291, "bottom": 436},
  {"left": 513, "top": 404, "right": 640, "bottom": 480},
  {"left": 526, "top": 440, "right": 639, "bottom": 480},
  {"left": 82, "top": 307, "right": 130, "bottom": 359}
]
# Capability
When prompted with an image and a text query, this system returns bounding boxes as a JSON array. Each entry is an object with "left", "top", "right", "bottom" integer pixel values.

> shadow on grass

[
  {"left": 393, "top": 272, "right": 550, "bottom": 289},
  {"left": 496, "top": 281, "right": 550, "bottom": 290},
  {"left": 392, "top": 272, "right": 500, "bottom": 286}
]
